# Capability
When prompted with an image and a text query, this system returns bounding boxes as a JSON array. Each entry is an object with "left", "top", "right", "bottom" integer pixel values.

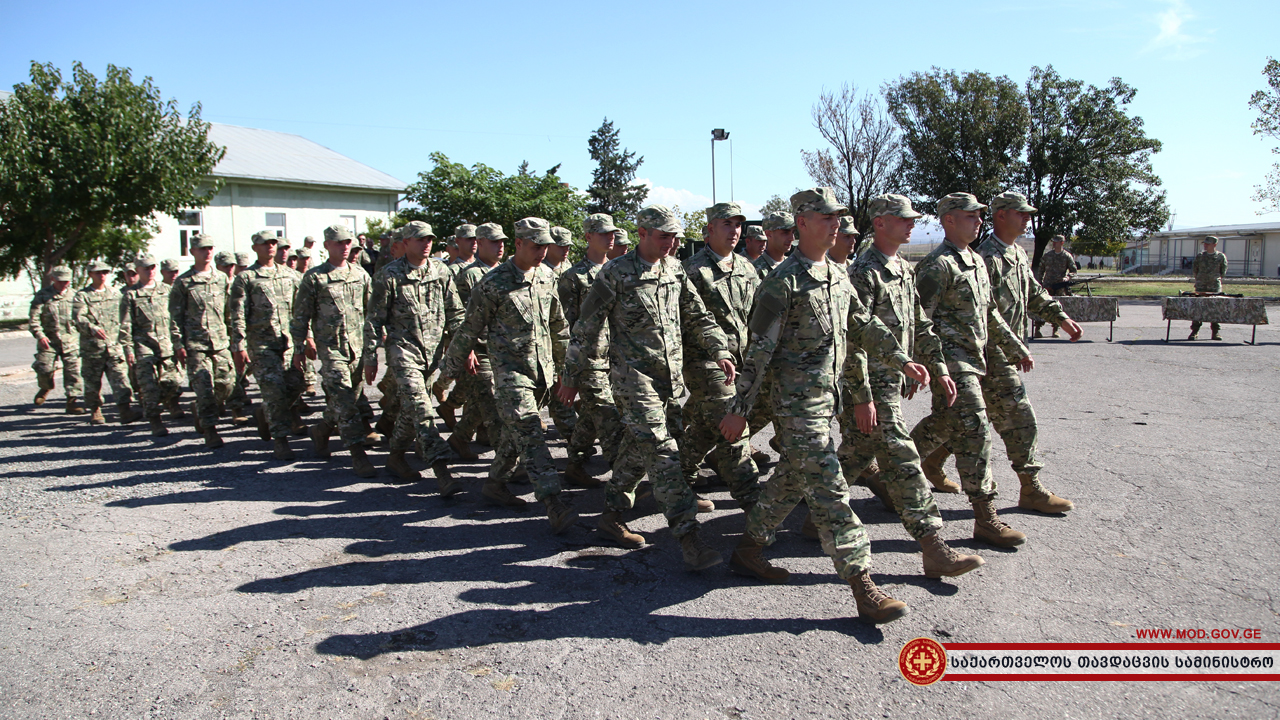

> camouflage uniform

[
  {"left": 29, "top": 280, "right": 82, "bottom": 400},
  {"left": 542, "top": 235, "right": 577, "bottom": 441},
  {"left": 292, "top": 253, "right": 374, "bottom": 450},
  {"left": 679, "top": 209, "right": 761, "bottom": 508},
  {"left": 230, "top": 257, "right": 304, "bottom": 439},
  {"left": 170, "top": 259, "right": 234, "bottom": 428},
  {"left": 73, "top": 279, "right": 132, "bottom": 412},
  {"left": 564, "top": 210, "right": 731, "bottom": 539},
  {"left": 1033, "top": 243, "right": 1078, "bottom": 335},
  {"left": 120, "top": 279, "right": 181, "bottom": 419},
  {"left": 443, "top": 252, "right": 569, "bottom": 501},
  {"left": 365, "top": 250, "right": 464, "bottom": 461},
  {"left": 1190, "top": 242, "right": 1229, "bottom": 337},
  {"left": 450, "top": 255, "right": 502, "bottom": 444},
  {"left": 751, "top": 252, "right": 781, "bottom": 281}
]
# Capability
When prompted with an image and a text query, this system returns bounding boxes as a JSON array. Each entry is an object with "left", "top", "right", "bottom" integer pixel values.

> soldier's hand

[
  {"left": 902, "top": 362, "right": 930, "bottom": 387},
  {"left": 175, "top": 347, "right": 187, "bottom": 363},
  {"left": 466, "top": 351, "right": 478, "bottom": 375},
  {"left": 234, "top": 350, "right": 250, "bottom": 375},
  {"left": 719, "top": 413, "right": 747, "bottom": 442},
  {"left": 291, "top": 352, "right": 305, "bottom": 372},
  {"left": 305, "top": 338, "right": 317, "bottom": 361},
  {"left": 718, "top": 359, "right": 737, "bottom": 386},
  {"left": 904, "top": 382, "right": 918, "bottom": 400},
  {"left": 1018, "top": 356, "right": 1036, "bottom": 372},
  {"left": 364, "top": 363, "right": 378, "bottom": 386},
  {"left": 940, "top": 375, "right": 958, "bottom": 407},
  {"left": 1062, "top": 319, "right": 1083, "bottom": 342},
  {"left": 556, "top": 385, "right": 578, "bottom": 405},
  {"left": 854, "top": 402, "right": 878, "bottom": 434},
  {"left": 125, "top": 353, "right": 135, "bottom": 367},
  {"left": 94, "top": 329, "right": 107, "bottom": 341},
  {"left": 37, "top": 337, "right": 50, "bottom": 351}
]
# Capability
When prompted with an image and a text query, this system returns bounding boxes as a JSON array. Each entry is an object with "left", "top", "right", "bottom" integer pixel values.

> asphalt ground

[{"left": 0, "top": 301, "right": 1277, "bottom": 719}]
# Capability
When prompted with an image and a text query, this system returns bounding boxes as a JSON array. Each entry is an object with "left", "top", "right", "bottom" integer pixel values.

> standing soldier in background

[
  {"left": 231, "top": 231, "right": 305, "bottom": 460},
  {"left": 443, "top": 218, "right": 576, "bottom": 529},
  {"left": 364, "top": 221, "right": 463, "bottom": 492},
  {"left": 753, "top": 211, "right": 794, "bottom": 279},
  {"left": 679, "top": 202, "right": 761, "bottom": 515},
  {"left": 976, "top": 192, "right": 1079, "bottom": 514},
  {"left": 226, "top": 251, "right": 256, "bottom": 424},
  {"left": 558, "top": 213, "right": 623, "bottom": 487},
  {"left": 559, "top": 205, "right": 731, "bottom": 571},
  {"left": 121, "top": 254, "right": 182, "bottom": 436},
  {"left": 234, "top": 252, "right": 253, "bottom": 274},
  {"left": 435, "top": 223, "right": 479, "bottom": 428},
  {"left": 215, "top": 252, "right": 237, "bottom": 280},
  {"left": 292, "top": 225, "right": 376, "bottom": 478},
  {"left": 161, "top": 259, "right": 180, "bottom": 286},
  {"left": 29, "top": 265, "right": 83, "bottom": 413},
  {"left": 73, "top": 261, "right": 140, "bottom": 425},
  {"left": 606, "top": 228, "right": 630, "bottom": 261},
  {"left": 1033, "top": 234, "right": 1078, "bottom": 338},
  {"left": 1188, "top": 236, "right": 1229, "bottom": 340},
  {"left": 373, "top": 228, "right": 406, "bottom": 438},
  {"left": 910, "top": 193, "right": 1035, "bottom": 547},
  {"left": 448, "top": 223, "right": 506, "bottom": 458},
  {"left": 742, "top": 225, "right": 767, "bottom": 262},
  {"left": 170, "top": 234, "right": 235, "bottom": 449},
  {"left": 296, "top": 247, "right": 312, "bottom": 275},
  {"left": 718, "top": 188, "right": 930, "bottom": 623},
  {"left": 159, "top": 257, "right": 187, "bottom": 419},
  {"left": 829, "top": 216, "right": 860, "bottom": 270},
  {"left": 543, "top": 226, "right": 577, "bottom": 442}
]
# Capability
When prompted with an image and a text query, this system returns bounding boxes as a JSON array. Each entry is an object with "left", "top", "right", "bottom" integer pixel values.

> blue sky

[{"left": 4, "top": 0, "right": 1277, "bottom": 228}]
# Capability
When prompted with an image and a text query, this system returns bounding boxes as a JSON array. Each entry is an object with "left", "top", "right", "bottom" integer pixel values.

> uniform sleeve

[
  {"left": 844, "top": 268, "right": 878, "bottom": 406},
  {"left": 28, "top": 293, "right": 46, "bottom": 342},
  {"left": 564, "top": 270, "right": 619, "bottom": 386},
  {"left": 118, "top": 291, "right": 134, "bottom": 351},
  {"left": 441, "top": 279, "right": 493, "bottom": 378},
  {"left": 363, "top": 271, "right": 392, "bottom": 367},
  {"left": 168, "top": 281, "right": 186, "bottom": 351},
  {"left": 846, "top": 294, "right": 912, "bottom": 404},
  {"left": 72, "top": 292, "right": 91, "bottom": 338},
  {"left": 442, "top": 270, "right": 464, "bottom": 339},
  {"left": 1025, "top": 276, "right": 1070, "bottom": 325},
  {"left": 557, "top": 270, "right": 581, "bottom": 331},
  {"left": 911, "top": 291, "right": 948, "bottom": 380},
  {"left": 728, "top": 277, "right": 789, "bottom": 418},
  {"left": 290, "top": 272, "right": 317, "bottom": 351},
  {"left": 679, "top": 273, "right": 731, "bottom": 363},
  {"left": 988, "top": 304, "right": 1029, "bottom": 365},
  {"left": 548, "top": 284, "right": 569, "bottom": 376},
  {"left": 914, "top": 258, "right": 949, "bottom": 316}
]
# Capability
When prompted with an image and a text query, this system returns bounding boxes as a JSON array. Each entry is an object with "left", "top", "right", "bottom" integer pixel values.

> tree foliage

[
  {"left": 1249, "top": 56, "right": 1280, "bottom": 214},
  {"left": 1019, "top": 66, "right": 1169, "bottom": 265},
  {"left": 883, "top": 68, "right": 1028, "bottom": 217},
  {"left": 401, "top": 152, "right": 587, "bottom": 249},
  {"left": 759, "top": 194, "right": 789, "bottom": 217},
  {"left": 0, "top": 61, "right": 224, "bottom": 279},
  {"left": 801, "top": 83, "right": 904, "bottom": 235},
  {"left": 586, "top": 118, "right": 647, "bottom": 224}
]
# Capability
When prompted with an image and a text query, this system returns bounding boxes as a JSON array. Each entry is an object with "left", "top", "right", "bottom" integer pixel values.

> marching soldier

[
  {"left": 543, "top": 226, "right": 577, "bottom": 441},
  {"left": 73, "top": 261, "right": 140, "bottom": 425},
  {"left": 120, "top": 254, "right": 182, "bottom": 436},
  {"left": 169, "top": 233, "right": 235, "bottom": 448},
  {"left": 753, "top": 211, "right": 794, "bottom": 279},
  {"left": 742, "top": 225, "right": 767, "bottom": 262},
  {"left": 448, "top": 223, "right": 505, "bottom": 459},
  {"left": 29, "top": 265, "right": 83, "bottom": 413},
  {"left": 829, "top": 216, "right": 860, "bottom": 269},
  {"left": 606, "top": 228, "right": 630, "bottom": 261}
]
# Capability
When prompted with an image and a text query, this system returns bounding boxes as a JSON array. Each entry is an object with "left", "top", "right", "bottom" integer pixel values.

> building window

[
  {"left": 177, "top": 211, "right": 202, "bottom": 256},
  {"left": 340, "top": 215, "right": 357, "bottom": 233},
  {"left": 265, "top": 213, "right": 287, "bottom": 237}
]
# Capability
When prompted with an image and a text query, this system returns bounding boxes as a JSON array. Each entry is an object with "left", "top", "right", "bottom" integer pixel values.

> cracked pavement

[{"left": 0, "top": 301, "right": 1277, "bottom": 719}]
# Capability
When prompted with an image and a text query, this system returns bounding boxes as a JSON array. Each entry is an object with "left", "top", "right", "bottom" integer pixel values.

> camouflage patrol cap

[
  {"left": 837, "top": 216, "right": 860, "bottom": 237},
  {"left": 189, "top": 233, "right": 215, "bottom": 250},
  {"left": 446, "top": 236, "right": 458, "bottom": 249},
  {"left": 989, "top": 190, "right": 1037, "bottom": 213},
  {"left": 324, "top": 224, "right": 357, "bottom": 243},
  {"left": 743, "top": 225, "right": 766, "bottom": 241},
  {"left": 88, "top": 260, "right": 112, "bottom": 273},
  {"left": 286, "top": 249, "right": 297, "bottom": 259},
  {"left": 583, "top": 213, "right": 618, "bottom": 234},
  {"left": 705, "top": 202, "right": 746, "bottom": 222},
  {"left": 276, "top": 237, "right": 292, "bottom": 249},
  {"left": 636, "top": 205, "right": 683, "bottom": 233},
  {"left": 214, "top": 251, "right": 235, "bottom": 267},
  {"left": 50, "top": 265, "right": 72, "bottom": 281},
  {"left": 513, "top": 217, "right": 555, "bottom": 245},
  {"left": 234, "top": 252, "right": 253, "bottom": 266},
  {"left": 790, "top": 187, "right": 847, "bottom": 215},
  {"left": 1203, "top": 235, "right": 1219, "bottom": 244},
  {"left": 400, "top": 221, "right": 436, "bottom": 240},
  {"left": 1052, "top": 234, "right": 1067, "bottom": 244},
  {"left": 303, "top": 235, "right": 316, "bottom": 246},
  {"left": 161, "top": 258, "right": 180, "bottom": 273},
  {"left": 614, "top": 228, "right": 631, "bottom": 246},
  {"left": 867, "top": 194, "right": 923, "bottom": 219},
  {"left": 936, "top": 192, "right": 987, "bottom": 216},
  {"left": 251, "top": 230, "right": 278, "bottom": 245},
  {"left": 476, "top": 222, "right": 507, "bottom": 242},
  {"left": 762, "top": 211, "right": 795, "bottom": 231},
  {"left": 296, "top": 247, "right": 311, "bottom": 259},
  {"left": 550, "top": 226, "right": 573, "bottom": 247},
  {"left": 135, "top": 253, "right": 157, "bottom": 269},
  {"left": 454, "top": 223, "right": 477, "bottom": 239}
]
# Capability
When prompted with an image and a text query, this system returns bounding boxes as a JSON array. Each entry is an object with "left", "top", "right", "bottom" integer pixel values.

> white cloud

[
  {"left": 1144, "top": 0, "right": 1209, "bottom": 58},
  {"left": 634, "top": 179, "right": 762, "bottom": 219}
]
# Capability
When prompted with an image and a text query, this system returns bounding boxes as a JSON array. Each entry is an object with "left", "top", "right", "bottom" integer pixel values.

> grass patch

[{"left": 1087, "top": 282, "right": 1278, "bottom": 297}]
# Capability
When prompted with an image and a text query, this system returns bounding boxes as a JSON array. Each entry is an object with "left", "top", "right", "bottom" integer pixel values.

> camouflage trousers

[
  {"left": 320, "top": 350, "right": 374, "bottom": 449},
  {"left": 377, "top": 371, "right": 400, "bottom": 427},
  {"left": 303, "top": 359, "right": 317, "bottom": 389},
  {"left": 386, "top": 346, "right": 450, "bottom": 462},
  {"left": 837, "top": 395, "right": 944, "bottom": 541},
  {"left": 566, "top": 370, "right": 623, "bottom": 466},
  {"left": 490, "top": 382, "right": 562, "bottom": 502},
  {"left": 910, "top": 373, "right": 996, "bottom": 501},
  {"left": 547, "top": 389, "right": 576, "bottom": 441},
  {"left": 134, "top": 354, "right": 181, "bottom": 419},
  {"left": 185, "top": 348, "right": 234, "bottom": 425},
  {"left": 226, "top": 370, "right": 250, "bottom": 415},
  {"left": 679, "top": 362, "right": 760, "bottom": 506},
  {"left": 80, "top": 348, "right": 131, "bottom": 410},
  {"left": 452, "top": 359, "right": 500, "bottom": 443},
  {"left": 33, "top": 340, "right": 82, "bottom": 398},
  {"left": 248, "top": 346, "right": 304, "bottom": 439},
  {"left": 981, "top": 362, "right": 1043, "bottom": 480},
  {"left": 745, "top": 413, "right": 871, "bottom": 580},
  {"left": 606, "top": 386, "right": 698, "bottom": 539},
  {"left": 746, "top": 369, "right": 776, "bottom": 440}
]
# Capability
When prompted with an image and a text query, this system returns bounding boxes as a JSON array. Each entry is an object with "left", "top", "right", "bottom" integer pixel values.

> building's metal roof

[
  {"left": 207, "top": 123, "right": 405, "bottom": 192},
  {"left": 1152, "top": 221, "right": 1280, "bottom": 237}
]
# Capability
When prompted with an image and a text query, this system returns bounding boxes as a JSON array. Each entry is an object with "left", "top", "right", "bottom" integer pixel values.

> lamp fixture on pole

[{"left": 711, "top": 129, "right": 729, "bottom": 204}]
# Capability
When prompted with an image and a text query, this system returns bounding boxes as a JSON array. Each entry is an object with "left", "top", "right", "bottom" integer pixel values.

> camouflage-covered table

[
  {"left": 1162, "top": 296, "right": 1269, "bottom": 344},
  {"left": 1031, "top": 296, "right": 1121, "bottom": 342}
]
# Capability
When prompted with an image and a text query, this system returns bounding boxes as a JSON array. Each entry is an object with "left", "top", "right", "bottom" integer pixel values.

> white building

[{"left": 1144, "top": 222, "right": 1280, "bottom": 277}]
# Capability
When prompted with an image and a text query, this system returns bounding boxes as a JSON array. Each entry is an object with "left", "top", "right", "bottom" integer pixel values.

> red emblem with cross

[{"left": 898, "top": 637, "right": 947, "bottom": 685}]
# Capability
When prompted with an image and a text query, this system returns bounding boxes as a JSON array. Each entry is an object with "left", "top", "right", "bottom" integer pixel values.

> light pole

[{"left": 711, "top": 128, "right": 729, "bottom": 204}]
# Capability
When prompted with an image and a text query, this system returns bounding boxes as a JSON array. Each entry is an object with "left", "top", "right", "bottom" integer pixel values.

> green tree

[
  {"left": 401, "top": 153, "right": 587, "bottom": 251},
  {"left": 1067, "top": 235, "right": 1128, "bottom": 264},
  {"left": 586, "top": 118, "right": 647, "bottom": 224},
  {"left": 1249, "top": 56, "right": 1280, "bottom": 214},
  {"left": 0, "top": 61, "right": 224, "bottom": 279},
  {"left": 759, "top": 194, "right": 789, "bottom": 217},
  {"left": 1019, "top": 66, "right": 1169, "bottom": 266},
  {"left": 883, "top": 68, "right": 1028, "bottom": 217}
]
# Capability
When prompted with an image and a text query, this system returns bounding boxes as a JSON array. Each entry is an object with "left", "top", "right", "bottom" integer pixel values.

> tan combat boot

[
  {"left": 89, "top": 407, "right": 106, "bottom": 425},
  {"left": 374, "top": 414, "right": 394, "bottom": 438},
  {"left": 679, "top": 530, "right": 722, "bottom": 571},
  {"left": 728, "top": 535, "right": 790, "bottom": 584},
  {"left": 229, "top": 408, "right": 250, "bottom": 425},
  {"left": 65, "top": 398, "right": 85, "bottom": 415},
  {"left": 33, "top": 387, "right": 50, "bottom": 406},
  {"left": 434, "top": 460, "right": 461, "bottom": 498},
  {"left": 1017, "top": 473, "right": 1074, "bottom": 514},
  {"left": 972, "top": 499, "right": 1026, "bottom": 547},
  {"left": 349, "top": 446, "right": 376, "bottom": 479},
  {"left": 919, "top": 532, "right": 984, "bottom": 578},
  {"left": 920, "top": 446, "right": 961, "bottom": 493},
  {"left": 848, "top": 571, "right": 909, "bottom": 624},
  {"left": 204, "top": 427, "right": 224, "bottom": 449},
  {"left": 597, "top": 511, "right": 644, "bottom": 548},
  {"left": 695, "top": 494, "right": 715, "bottom": 513},
  {"left": 564, "top": 459, "right": 601, "bottom": 488},
  {"left": 448, "top": 433, "right": 478, "bottom": 460},
  {"left": 310, "top": 420, "right": 332, "bottom": 458},
  {"left": 864, "top": 472, "right": 898, "bottom": 513},
  {"left": 254, "top": 406, "right": 271, "bottom": 442},
  {"left": 800, "top": 511, "right": 819, "bottom": 540},
  {"left": 481, "top": 480, "right": 527, "bottom": 509},
  {"left": 117, "top": 401, "right": 141, "bottom": 424},
  {"left": 750, "top": 449, "right": 770, "bottom": 466},
  {"left": 273, "top": 438, "right": 295, "bottom": 461},
  {"left": 437, "top": 400, "right": 458, "bottom": 431},
  {"left": 290, "top": 408, "right": 307, "bottom": 437},
  {"left": 149, "top": 416, "right": 168, "bottom": 437},
  {"left": 167, "top": 397, "right": 186, "bottom": 419},
  {"left": 386, "top": 451, "right": 421, "bottom": 483},
  {"left": 543, "top": 495, "right": 578, "bottom": 535},
  {"left": 1033, "top": 325, "right": 1045, "bottom": 339},
  {"left": 769, "top": 436, "right": 783, "bottom": 454}
]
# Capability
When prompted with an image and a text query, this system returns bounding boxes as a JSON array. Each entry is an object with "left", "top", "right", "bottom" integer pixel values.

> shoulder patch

[{"left": 749, "top": 288, "right": 787, "bottom": 338}]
